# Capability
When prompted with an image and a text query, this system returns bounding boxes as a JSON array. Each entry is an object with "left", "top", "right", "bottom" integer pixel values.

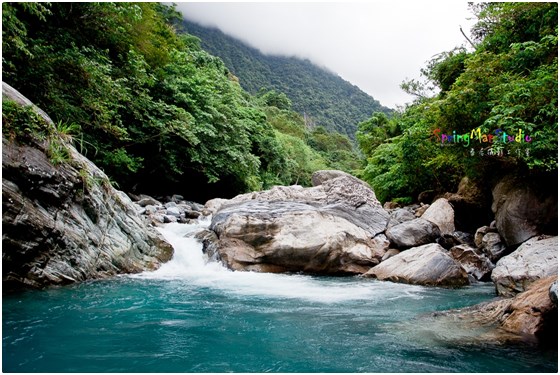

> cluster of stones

[{"left": 130, "top": 194, "right": 205, "bottom": 225}]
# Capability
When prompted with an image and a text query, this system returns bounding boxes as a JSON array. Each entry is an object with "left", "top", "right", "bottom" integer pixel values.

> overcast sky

[{"left": 176, "top": 1, "right": 477, "bottom": 109}]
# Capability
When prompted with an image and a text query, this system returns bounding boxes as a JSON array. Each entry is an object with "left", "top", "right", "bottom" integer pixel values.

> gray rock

[
  {"left": 385, "top": 218, "right": 441, "bottom": 249},
  {"left": 166, "top": 206, "right": 181, "bottom": 217},
  {"left": 171, "top": 194, "right": 184, "bottom": 203},
  {"left": 204, "top": 173, "right": 390, "bottom": 275},
  {"left": 2, "top": 82, "right": 173, "bottom": 290},
  {"left": 188, "top": 201, "right": 205, "bottom": 212},
  {"left": 137, "top": 195, "right": 161, "bottom": 207},
  {"left": 364, "top": 243, "right": 469, "bottom": 286},
  {"left": 474, "top": 226, "right": 497, "bottom": 248},
  {"left": 163, "top": 215, "right": 178, "bottom": 223},
  {"left": 421, "top": 198, "right": 455, "bottom": 235},
  {"left": 144, "top": 205, "right": 158, "bottom": 215},
  {"left": 311, "top": 169, "right": 361, "bottom": 187},
  {"left": 491, "top": 236, "right": 558, "bottom": 296},
  {"left": 388, "top": 208, "right": 416, "bottom": 227},
  {"left": 438, "top": 231, "right": 475, "bottom": 249},
  {"left": 481, "top": 232, "right": 507, "bottom": 262},
  {"left": 164, "top": 201, "right": 177, "bottom": 209},
  {"left": 492, "top": 175, "right": 557, "bottom": 246},
  {"left": 449, "top": 244, "right": 494, "bottom": 281}
]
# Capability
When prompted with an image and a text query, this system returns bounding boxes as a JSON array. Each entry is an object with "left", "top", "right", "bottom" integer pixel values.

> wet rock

[
  {"left": 491, "top": 236, "right": 558, "bottom": 297},
  {"left": 444, "top": 276, "right": 557, "bottom": 346},
  {"left": 385, "top": 218, "right": 441, "bottom": 249},
  {"left": 364, "top": 243, "right": 469, "bottom": 286}
]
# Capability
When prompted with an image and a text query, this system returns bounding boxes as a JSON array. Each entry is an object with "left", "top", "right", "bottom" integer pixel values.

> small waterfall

[{"left": 134, "top": 218, "right": 426, "bottom": 303}]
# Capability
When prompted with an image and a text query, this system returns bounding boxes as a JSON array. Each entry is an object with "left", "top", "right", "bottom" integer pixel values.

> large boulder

[
  {"left": 491, "top": 236, "right": 558, "bottom": 297},
  {"left": 442, "top": 276, "right": 557, "bottom": 346},
  {"left": 491, "top": 175, "right": 557, "bottom": 246},
  {"left": 385, "top": 218, "right": 440, "bottom": 249},
  {"left": 421, "top": 198, "right": 455, "bottom": 235},
  {"left": 2, "top": 82, "right": 173, "bottom": 290},
  {"left": 204, "top": 171, "right": 390, "bottom": 275},
  {"left": 363, "top": 243, "right": 469, "bottom": 286}
]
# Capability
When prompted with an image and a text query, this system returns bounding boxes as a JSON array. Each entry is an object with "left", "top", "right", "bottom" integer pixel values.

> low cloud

[{"left": 176, "top": 2, "right": 475, "bottom": 108}]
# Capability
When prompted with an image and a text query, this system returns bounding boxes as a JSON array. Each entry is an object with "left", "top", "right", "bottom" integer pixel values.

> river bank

[{"left": 3, "top": 221, "right": 557, "bottom": 372}]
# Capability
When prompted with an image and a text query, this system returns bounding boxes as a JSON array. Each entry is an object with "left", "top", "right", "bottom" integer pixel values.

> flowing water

[{"left": 3, "top": 219, "right": 558, "bottom": 372}]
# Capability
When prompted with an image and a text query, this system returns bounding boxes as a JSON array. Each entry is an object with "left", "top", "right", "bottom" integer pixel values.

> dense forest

[
  {"left": 356, "top": 2, "right": 558, "bottom": 203},
  {"left": 2, "top": 2, "right": 361, "bottom": 202},
  {"left": 2, "top": 3, "right": 557, "bottom": 206},
  {"left": 182, "top": 19, "right": 392, "bottom": 140}
]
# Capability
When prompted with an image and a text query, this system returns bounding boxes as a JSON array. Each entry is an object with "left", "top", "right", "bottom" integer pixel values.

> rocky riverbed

[{"left": 2, "top": 82, "right": 557, "bottom": 347}]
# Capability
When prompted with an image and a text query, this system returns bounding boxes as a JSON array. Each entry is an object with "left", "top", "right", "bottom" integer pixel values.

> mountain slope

[{"left": 182, "top": 19, "right": 392, "bottom": 139}]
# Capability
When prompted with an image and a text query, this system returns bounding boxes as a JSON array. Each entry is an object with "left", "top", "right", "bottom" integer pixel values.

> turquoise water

[{"left": 3, "top": 222, "right": 558, "bottom": 372}]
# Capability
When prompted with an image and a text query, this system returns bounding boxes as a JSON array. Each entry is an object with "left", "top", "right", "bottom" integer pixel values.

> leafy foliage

[
  {"left": 182, "top": 19, "right": 392, "bottom": 140},
  {"left": 359, "top": 3, "right": 557, "bottom": 203},
  {"left": 2, "top": 2, "right": 363, "bottom": 201}
]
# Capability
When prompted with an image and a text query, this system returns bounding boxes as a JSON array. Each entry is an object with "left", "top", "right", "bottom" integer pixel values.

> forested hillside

[
  {"left": 182, "top": 19, "right": 392, "bottom": 140},
  {"left": 2, "top": 3, "right": 361, "bottom": 202},
  {"left": 356, "top": 2, "right": 557, "bottom": 203}
]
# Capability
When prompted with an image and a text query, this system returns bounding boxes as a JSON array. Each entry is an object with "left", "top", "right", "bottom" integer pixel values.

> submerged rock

[
  {"left": 2, "top": 82, "right": 173, "bottom": 290},
  {"left": 364, "top": 243, "right": 469, "bottom": 287},
  {"left": 203, "top": 171, "right": 390, "bottom": 275},
  {"left": 491, "top": 236, "right": 558, "bottom": 297},
  {"left": 440, "top": 276, "right": 558, "bottom": 346}
]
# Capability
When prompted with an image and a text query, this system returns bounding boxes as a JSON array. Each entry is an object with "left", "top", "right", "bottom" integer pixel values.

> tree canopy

[
  {"left": 358, "top": 2, "right": 558, "bottom": 203},
  {"left": 2, "top": 2, "right": 361, "bottom": 201}
]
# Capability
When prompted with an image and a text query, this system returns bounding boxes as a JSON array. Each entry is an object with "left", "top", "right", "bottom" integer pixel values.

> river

[{"left": 3, "top": 219, "right": 557, "bottom": 372}]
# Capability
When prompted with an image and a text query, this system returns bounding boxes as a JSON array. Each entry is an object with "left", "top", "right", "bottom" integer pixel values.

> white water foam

[{"left": 134, "top": 219, "right": 425, "bottom": 303}]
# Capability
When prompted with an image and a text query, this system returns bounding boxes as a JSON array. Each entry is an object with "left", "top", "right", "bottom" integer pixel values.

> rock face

[
  {"left": 491, "top": 236, "right": 558, "bottom": 297},
  {"left": 2, "top": 82, "right": 173, "bottom": 290},
  {"left": 364, "top": 243, "right": 469, "bottom": 286},
  {"left": 385, "top": 218, "right": 440, "bottom": 249},
  {"left": 421, "top": 198, "right": 455, "bottom": 235},
  {"left": 492, "top": 175, "right": 558, "bottom": 246},
  {"left": 447, "top": 276, "right": 557, "bottom": 346},
  {"left": 203, "top": 171, "right": 390, "bottom": 274}
]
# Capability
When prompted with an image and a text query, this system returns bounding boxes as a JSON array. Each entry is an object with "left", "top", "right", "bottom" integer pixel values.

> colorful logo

[{"left": 432, "top": 128, "right": 533, "bottom": 148}]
